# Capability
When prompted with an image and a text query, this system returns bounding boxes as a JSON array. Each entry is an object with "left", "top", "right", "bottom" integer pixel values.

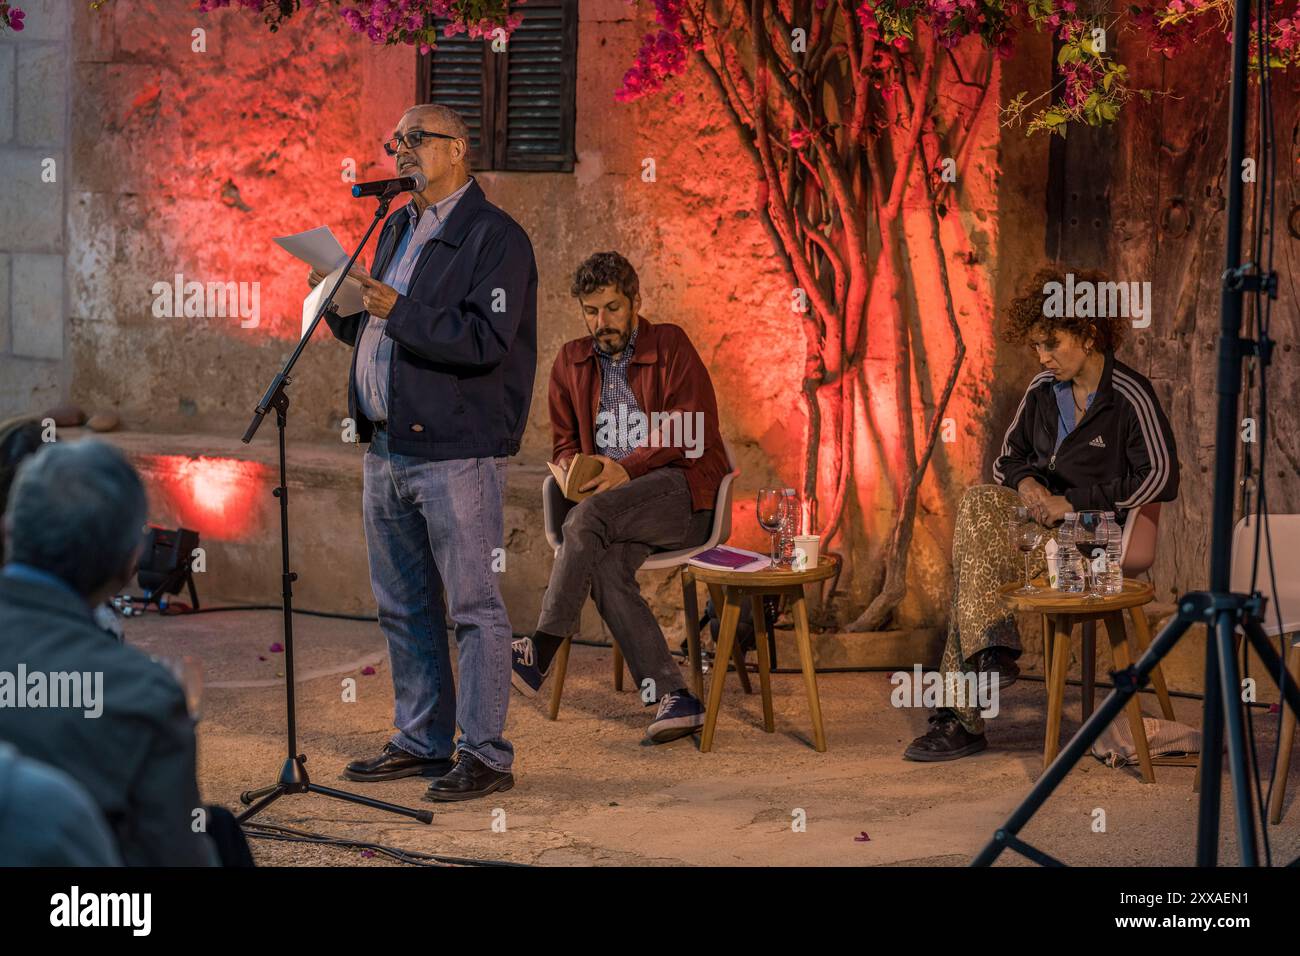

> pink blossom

[{"left": 615, "top": 27, "right": 688, "bottom": 102}]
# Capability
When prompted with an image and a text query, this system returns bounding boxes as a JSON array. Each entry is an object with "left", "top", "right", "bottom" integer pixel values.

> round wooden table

[
  {"left": 998, "top": 579, "right": 1176, "bottom": 782},
  {"left": 685, "top": 556, "right": 839, "bottom": 753}
]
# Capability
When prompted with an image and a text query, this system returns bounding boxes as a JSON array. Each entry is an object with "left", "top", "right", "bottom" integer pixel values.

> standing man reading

[{"left": 313, "top": 104, "right": 537, "bottom": 801}]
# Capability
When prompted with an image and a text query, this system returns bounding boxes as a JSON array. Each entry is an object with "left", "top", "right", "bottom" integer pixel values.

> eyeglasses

[{"left": 383, "top": 129, "right": 460, "bottom": 156}]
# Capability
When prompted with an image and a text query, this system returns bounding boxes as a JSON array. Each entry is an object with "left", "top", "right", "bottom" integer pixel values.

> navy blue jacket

[{"left": 324, "top": 178, "right": 538, "bottom": 459}]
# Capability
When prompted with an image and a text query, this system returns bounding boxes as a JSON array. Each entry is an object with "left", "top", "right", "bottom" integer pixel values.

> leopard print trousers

[{"left": 941, "top": 484, "right": 1064, "bottom": 734}]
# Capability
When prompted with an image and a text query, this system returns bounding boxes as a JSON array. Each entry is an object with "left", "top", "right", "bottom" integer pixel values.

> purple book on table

[{"left": 688, "top": 546, "right": 769, "bottom": 573}]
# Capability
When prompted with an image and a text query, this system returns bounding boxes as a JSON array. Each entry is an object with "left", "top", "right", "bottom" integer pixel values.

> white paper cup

[{"left": 792, "top": 535, "right": 820, "bottom": 571}]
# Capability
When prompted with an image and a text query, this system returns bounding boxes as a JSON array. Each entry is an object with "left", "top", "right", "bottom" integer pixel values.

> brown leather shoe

[{"left": 342, "top": 743, "right": 454, "bottom": 782}]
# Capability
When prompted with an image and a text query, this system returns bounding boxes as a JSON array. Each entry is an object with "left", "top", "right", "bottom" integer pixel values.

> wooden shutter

[
  {"left": 419, "top": 20, "right": 490, "bottom": 170},
  {"left": 418, "top": 1, "right": 576, "bottom": 172},
  {"left": 497, "top": 0, "right": 576, "bottom": 171}
]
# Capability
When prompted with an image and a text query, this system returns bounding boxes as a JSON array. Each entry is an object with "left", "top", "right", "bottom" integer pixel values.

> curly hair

[
  {"left": 1003, "top": 266, "right": 1128, "bottom": 353},
  {"left": 571, "top": 251, "right": 640, "bottom": 305}
]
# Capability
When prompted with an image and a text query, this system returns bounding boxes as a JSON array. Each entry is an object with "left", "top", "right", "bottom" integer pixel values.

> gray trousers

[{"left": 537, "top": 467, "right": 713, "bottom": 699}]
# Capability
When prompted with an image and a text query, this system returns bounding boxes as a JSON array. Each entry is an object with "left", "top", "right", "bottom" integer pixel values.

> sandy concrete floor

[{"left": 123, "top": 609, "right": 1300, "bottom": 867}]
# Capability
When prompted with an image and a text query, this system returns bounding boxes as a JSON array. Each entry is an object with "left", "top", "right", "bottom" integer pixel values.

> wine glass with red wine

[
  {"left": 1074, "top": 510, "right": 1108, "bottom": 602},
  {"left": 1009, "top": 506, "right": 1044, "bottom": 594}
]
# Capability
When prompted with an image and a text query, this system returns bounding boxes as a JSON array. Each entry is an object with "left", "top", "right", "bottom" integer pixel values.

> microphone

[{"left": 351, "top": 170, "right": 427, "bottom": 198}]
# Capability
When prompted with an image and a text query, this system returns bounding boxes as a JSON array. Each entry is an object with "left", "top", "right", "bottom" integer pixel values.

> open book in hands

[{"left": 547, "top": 454, "right": 606, "bottom": 503}]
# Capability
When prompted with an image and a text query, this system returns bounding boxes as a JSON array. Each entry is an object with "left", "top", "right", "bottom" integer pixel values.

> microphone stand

[{"left": 236, "top": 183, "right": 433, "bottom": 826}]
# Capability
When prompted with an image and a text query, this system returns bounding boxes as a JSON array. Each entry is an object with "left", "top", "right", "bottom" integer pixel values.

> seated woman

[{"left": 904, "top": 267, "right": 1180, "bottom": 762}]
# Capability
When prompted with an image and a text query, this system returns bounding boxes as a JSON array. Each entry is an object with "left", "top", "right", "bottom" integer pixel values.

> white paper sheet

[
  {"left": 298, "top": 267, "right": 366, "bottom": 340},
  {"left": 275, "top": 226, "right": 368, "bottom": 339},
  {"left": 274, "top": 225, "right": 350, "bottom": 274}
]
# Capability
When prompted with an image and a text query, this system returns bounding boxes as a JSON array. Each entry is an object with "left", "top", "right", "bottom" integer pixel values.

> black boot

[
  {"left": 423, "top": 751, "right": 515, "bottom": 802},
  {"left": 342, "top": 743, "right": 454, "bottom": 782},
  {"left": 902, "top": 710, "right": 988, "bottom": 762},
  {"left": 968, "top": 646, "right": 1020, "bottom": 689}
]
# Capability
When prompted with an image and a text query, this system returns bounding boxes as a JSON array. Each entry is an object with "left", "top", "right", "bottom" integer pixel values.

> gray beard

[{"left": 593, "top": 333, "right": 628, "bottom": 356}]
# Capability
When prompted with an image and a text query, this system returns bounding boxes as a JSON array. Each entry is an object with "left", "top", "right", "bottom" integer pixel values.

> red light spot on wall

[{"left": 145, "top": 456, "right": 267, "bottom": 541}]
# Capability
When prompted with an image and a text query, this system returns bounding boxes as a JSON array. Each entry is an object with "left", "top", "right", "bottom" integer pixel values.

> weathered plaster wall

[
  {"left": 0, "top": 0, "right": 70, "bottom": 416},
  {"left": 21, "top": 2, "right": 1233, "bottom": 645},
  {"left": 8, "top": 0, "right": 1033, "bottom": 632}
]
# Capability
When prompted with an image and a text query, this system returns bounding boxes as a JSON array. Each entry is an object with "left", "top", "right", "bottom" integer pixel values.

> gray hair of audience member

[{"left": 2, "top": 440, "right": 147, "bottom": 597}]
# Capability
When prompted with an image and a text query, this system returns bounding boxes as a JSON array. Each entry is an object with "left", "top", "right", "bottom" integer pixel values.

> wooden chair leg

[
  {"left": 730, "top": 640, "right": 753, "bottom": 695},
  {"left": 1128, "top": 603, "right": 1176, "bottom": 721},
  {"left": 1105, "top": 611, "right": 1156, "bottom": 783},
  {"left": 1268, "top": 640, "right": 1300, "bottom": 825},
  {"left": 708, "top": 582, "right": 751, "bottom": 694},
  {"left": 547, "top": 636, "right": 573, "bottom": 721},
  {"left": 613, "top": 642, "right": 625, "bottom": 692},
  {"left": 790, "top": 590, "right": 827, "bottom": 752},
  {"left": 1081, "top": 619, "right": 1096, "bottom": 722},
  {"left": 750, "top": 594, "right": 775, "bottom": 733},
  {"left": 1045, "top": 615, "right": 1071, "bottom": 770},
  {"left": 682, "top": 569, "right": 703, "bottom": 699},
  {"left": 701, "top": 585, "right": 742, "bottom": 753},
  {"left": 1042, "top": 614, "right": 1053, "bottom": 679}
]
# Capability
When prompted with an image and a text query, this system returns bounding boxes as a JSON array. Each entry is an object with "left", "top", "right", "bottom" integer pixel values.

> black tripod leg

[
  {"left": 1240, "top": 617, "right": 1300, "bottom": 721},
  {"left": 240, "top": 782, "right": 280, "bottom": 806},
  {"left": 236, "top": 785, "right": 286, "bottom": 824},
  {"left": 1197, "top": 618, "right": 1224, "bottom": 865},
  {"left": 305, "top": 783, "right": 435, "bottom": 824},
  {"left": 973, "top": 612, "right": 1193, "bottom": 867},
  {"left": 1213, "top": 610, "right": 1259, "bottom": 865}
]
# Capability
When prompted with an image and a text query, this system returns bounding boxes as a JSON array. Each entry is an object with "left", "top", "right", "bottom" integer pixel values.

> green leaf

[
  {"left": 1058, "top": 43, "right": 1080, "bottom": 66},
  {"left": 1043, "top": 109, "right": 1067, "bottom": 127},
  {"left": 1099, "top": 102, "right": 1118, "bottom": 121}
]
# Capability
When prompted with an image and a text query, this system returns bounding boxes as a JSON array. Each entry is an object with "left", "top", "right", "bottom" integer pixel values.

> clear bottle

[
  {"left": 1055, "top": 512, "right": 1084, "bottom": 592},
  {"left": 1101, "top": 511, "right": 1124, "bottom": 594},
  {"left": 780, "top": 488, "right": 799, "bottom": 565}
]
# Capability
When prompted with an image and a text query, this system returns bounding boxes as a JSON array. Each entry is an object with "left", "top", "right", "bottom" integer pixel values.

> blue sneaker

[
  {"left": 647, "top": 690, "right": 705, "bottom": 743},
  {"left": 511, "top": 636, "right": 550, "bottom": 698}
]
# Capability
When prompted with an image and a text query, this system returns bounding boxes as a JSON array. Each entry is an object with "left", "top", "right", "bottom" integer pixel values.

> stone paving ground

[{"left": 123, "top": 608, "right": 1300, "bottom": 867}]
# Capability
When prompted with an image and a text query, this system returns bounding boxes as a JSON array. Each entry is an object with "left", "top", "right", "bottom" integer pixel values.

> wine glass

[
  {"left": 1009, "top": 506, "right": 1044, "bottom": 594},
  {"left": 756, "top": 489, "right": 784, "bottom": 569},
  {"left": 1074, "top": 510, "right": 1107, "bottom": 602}
]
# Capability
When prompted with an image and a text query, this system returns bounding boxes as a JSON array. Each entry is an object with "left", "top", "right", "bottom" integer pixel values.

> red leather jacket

[{"left": 548, "top": 316, "right": 729, "bottom": 511}]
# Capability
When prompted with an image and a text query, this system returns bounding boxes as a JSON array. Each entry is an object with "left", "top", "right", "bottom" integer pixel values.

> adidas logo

[{"left": 1089, "top": 435, "right": 1106, "bottom": 448}]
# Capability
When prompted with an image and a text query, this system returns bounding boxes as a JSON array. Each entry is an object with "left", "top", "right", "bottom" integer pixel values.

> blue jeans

[{"left": 362, "top": 427, "right": 513, "bottom": 771}]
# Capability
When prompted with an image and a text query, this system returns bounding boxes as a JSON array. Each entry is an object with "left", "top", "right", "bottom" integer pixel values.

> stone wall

[
  {"left": 0, "top": 0, "right": 70, "bottom": 415},
  {"left": 6, "top": 1, "right": 1049, "bottom": 635}
]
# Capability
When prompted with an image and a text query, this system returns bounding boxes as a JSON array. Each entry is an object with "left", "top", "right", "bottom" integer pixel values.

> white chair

[
  {"left": 1228, "top": 514, "right": 1300, "bottom": 824},
  {"left": 539, "top": 441, "right": 742, "bottom": 719}
]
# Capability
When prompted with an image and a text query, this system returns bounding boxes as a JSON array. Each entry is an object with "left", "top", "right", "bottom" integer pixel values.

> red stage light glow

[{"left": 145, "top": 455, "right": 267, "bottom": 541}]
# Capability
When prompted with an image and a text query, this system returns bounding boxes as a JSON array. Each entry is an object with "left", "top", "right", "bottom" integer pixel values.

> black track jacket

[{"left": 992, "top": 351, "right": 1179, "bottom": 522}]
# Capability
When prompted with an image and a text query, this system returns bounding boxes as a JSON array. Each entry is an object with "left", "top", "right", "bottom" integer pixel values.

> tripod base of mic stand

[{"left": 236, "top": 754, "right": 434, "bottom": 825}]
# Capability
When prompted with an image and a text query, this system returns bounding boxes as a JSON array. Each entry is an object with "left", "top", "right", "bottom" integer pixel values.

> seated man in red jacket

[{"left": 511, "top": 251, "right": 729, "bottom": 743}]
